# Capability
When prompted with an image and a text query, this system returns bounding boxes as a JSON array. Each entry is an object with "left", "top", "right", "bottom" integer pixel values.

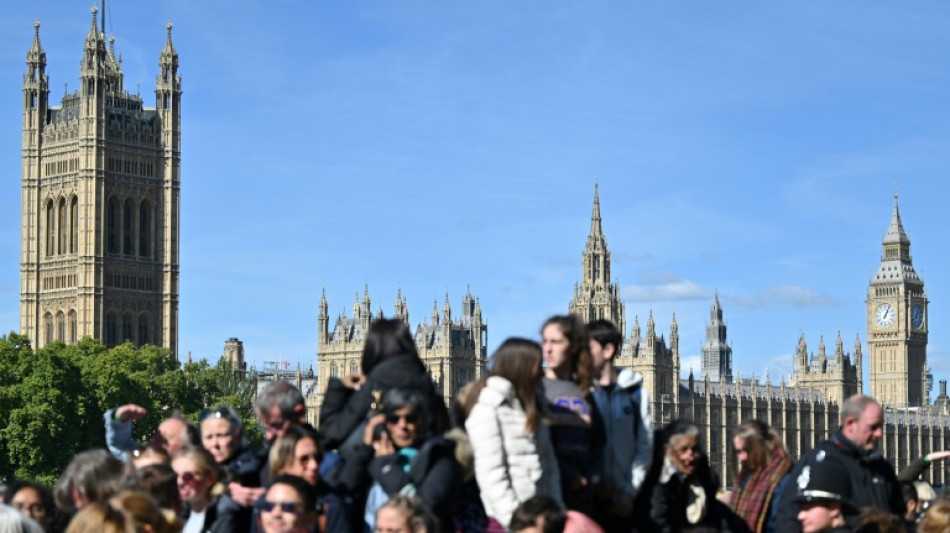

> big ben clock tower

[{"left": 867, "top": 194, "right": 928, "bottom": 408}]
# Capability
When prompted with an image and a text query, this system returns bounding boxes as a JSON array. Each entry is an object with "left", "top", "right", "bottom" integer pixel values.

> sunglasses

[
  {"left": 385, "top": 412, "right": 419, "bottom": 425},
  {"left": 178, "top": 471, "right": 202, "bottom": 485},
  {"left": 262, "top": 501, "right": 301, "bottom": 514}
]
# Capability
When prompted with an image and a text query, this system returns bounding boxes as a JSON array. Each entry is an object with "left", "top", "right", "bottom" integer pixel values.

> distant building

[
  {"left": 222, "top": 338, "right": 247, "bottom": 372},
  {"left": 19, "top": 8, "right": 181, "bottom": 356},
  {"left": 572, "top": 185, "right": 947, "bottom": 488},
  {"left": 311, "top": 287, "right": 487, "bottom": 426}
]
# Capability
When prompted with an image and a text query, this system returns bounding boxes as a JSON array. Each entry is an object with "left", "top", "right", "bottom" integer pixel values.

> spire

[
  {"left": 442, "top": 290, "right": 451, "bottom": 324},
  {"left": 319, "top": 287, "right": 328, "bottom": 315},
  {"left": 161, "top": 21, "right": 177, "bottom": 60},
  {"left": 590, "top": 180, "right": 602, "bottom": 237},
  {"left": 883, "top": 191, "right": 910, "bottom": 246},
  {"left": 27, "top": 20, "right": 46, "bottom": 66}
]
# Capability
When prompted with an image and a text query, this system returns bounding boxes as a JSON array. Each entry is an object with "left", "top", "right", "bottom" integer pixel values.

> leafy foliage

[{"left": 0, "top": 334, "right": 260, "bottom": 483}]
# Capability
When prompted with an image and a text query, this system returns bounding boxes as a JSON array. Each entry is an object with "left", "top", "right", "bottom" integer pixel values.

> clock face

[
  {"left": 912, "top": 304, "right": 924, "bottom": 329},
  {"left": 875, "top": 303, "right": 895, "bottom": 328}
]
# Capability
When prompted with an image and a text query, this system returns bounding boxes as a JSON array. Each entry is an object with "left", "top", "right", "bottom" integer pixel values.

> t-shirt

[{"left": 543, "top": 378, "right": 593, "bottom": 510}]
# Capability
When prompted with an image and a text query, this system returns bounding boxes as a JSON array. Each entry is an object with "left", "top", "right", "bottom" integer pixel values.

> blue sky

[{"left": 2, "top": 2, "right": 950, "bottom": 392}]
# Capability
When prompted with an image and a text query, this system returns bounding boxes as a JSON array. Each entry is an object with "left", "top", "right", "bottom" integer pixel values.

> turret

[
  {"left": 854, "top": 333, "right": 863, "bottom": 393},
  {"left": 817, "top": 335, "right": 827, "bottom": 371},
  {"left": 835, "top": 331, "right": 844, "bottom": 366},
  {"left": 394, "top": 288, "right": 409, "bottom": 323},
  {"left": 318, "top": 288, "right": 329, "bottom": 343},
  {"left": 796, "top": 333, "right": 808, "bottom": 375},
  {"left": 442, "top": 291, "right": 451, "bottom": 324}
]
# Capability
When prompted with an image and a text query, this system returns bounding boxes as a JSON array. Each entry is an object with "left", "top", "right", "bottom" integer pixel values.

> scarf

[{"left": 731, "top": 444, "right": 792, "bottom": 533}]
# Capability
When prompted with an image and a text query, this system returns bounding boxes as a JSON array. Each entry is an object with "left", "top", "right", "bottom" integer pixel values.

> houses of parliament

[
  {"left": 18, "top": 7, "right": 950, "bottom": 488},
  {"left": 19, "top": 7, "right": 180, "bottom": 357}
]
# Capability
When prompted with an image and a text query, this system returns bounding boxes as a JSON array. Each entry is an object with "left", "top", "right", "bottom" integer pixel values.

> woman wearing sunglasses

[
  {"left": 340, "top": 386, "right": 460, "bottom": 533},
  {"left": 260, "top": 425, "right": 350, "bottom": 532},
  {"left": 171, "top": 447, "right": 241, "bottom": 533},
  {"left": 258, "top": 475, "right": 319, "bottom": 533}
]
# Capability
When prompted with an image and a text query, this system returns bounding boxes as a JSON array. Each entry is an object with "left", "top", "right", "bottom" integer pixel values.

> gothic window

[
  {"left": 58, "top": 198, "right": 67, "bottom": 255},
  {"left": 330, "top": 364, "right": 339, "bottom": 379},
  {"left": 137, "top": 314, "right": 149, "bottom": 346},
  {"left": 593, "top": 257, "right": 600, "bottom": 280},
  {"left": 44, "top": 312, "right": 53, "bottom": 346},
  {"left": 45, "top": 199, "right": 55, "bottom": 257},
  {"left": 139, "top": 200, "right": 151, "bottom": 258},
  {"left": 350, "top": 362, "right": 359, "bottom": 375},
  {"left": 123, "top": 200, "right": 134, "bottom": 255},
  {"left": 107, "top": 198, "right": 119, "bottom": 254},
  {"left": 105, "top": 312, "right": 117, "bottom": 347},
  {"left": 122, "top": 314, "right": 133, "bottom": 343},
  {"left": 69, "top": 310, "right": 77, "bottom": 344},
  {"left": 70, "top": 196, "right": 78, "bottom": 253},
  {"left": 56, "top": 311, "right": 65, "bottom": 342}
]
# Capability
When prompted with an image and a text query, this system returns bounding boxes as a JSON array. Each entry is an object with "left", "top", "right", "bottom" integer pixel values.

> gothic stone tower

[
  {"left": 867, "top": 195, "right": 928, "bottom": 408},
  {"left": 315, "top": 287, "right": 487, "bottom": 420},
  {"left": 793, "top": 332, "right": 862, "bottom": 407},
  {"left": 701, "top": 295, "right": 732, "bottom": 382},
  {"left": 620, "top": 311, "right": 680, "bottom": 425},
  {"left": 20, "top": 9, "right": 181, "bottom": 355},
  {"left": 569, "top": 183, "right": 626, "bottom": 335}
]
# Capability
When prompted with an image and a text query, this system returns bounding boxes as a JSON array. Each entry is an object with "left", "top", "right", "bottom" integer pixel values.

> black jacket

[
  {"left": 773, "top": 431, "right": 903, "bottom": 533},
  {"left": 181, "top": 494, "right": 244, "bottom": 533},
  {"left": 318, "top": 354, "right": 450, "bottom": 450},
  {"left": 339, "top": 435, "right": 460, "bottom": 533}
]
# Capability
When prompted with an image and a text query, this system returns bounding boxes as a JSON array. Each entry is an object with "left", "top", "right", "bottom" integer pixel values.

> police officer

[{"left": 794, "top": 451, "right": 857, "bottom": 533}]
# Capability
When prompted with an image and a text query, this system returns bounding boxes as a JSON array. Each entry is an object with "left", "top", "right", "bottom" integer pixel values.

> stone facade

[
  {"left": 19, "top": 8, "right": 180, "bottom": 356},
  {"left": 575, "top": 186, "right": 947, "bottom": 488},
  {"left": 311, "top": 287, "right": 487, "bottom": 426}
]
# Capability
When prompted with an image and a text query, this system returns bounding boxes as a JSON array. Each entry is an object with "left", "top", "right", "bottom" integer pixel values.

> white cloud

[
  {"left": 623, "top": 272, "right": 712, "bottom": 303},
  {"left": 732, "top": 285, "right": 842, "bottom": 309}
]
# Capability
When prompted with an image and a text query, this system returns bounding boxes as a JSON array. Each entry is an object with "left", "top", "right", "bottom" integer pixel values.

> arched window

[
  {"left": 330, "top": 364, "right": 339, "bottom": 379},
  {"left": 107, "top": 198, "right": 118, "bottom": 254},
  {"left": 137, "top": 314, "right": 149, "bottom": 346},
  {"left": 58, "top": 198, "right": 67, "bottom": 255},
  {"left": 105, "top": 312, "right": 117, "bottom": 347},
  {"left": 69, "top": 310, "right": 78, "bottom": 344},
  {"left": 139, "top": 200, "right": 151, "bottom": 258},
  {"left": 70, "top": 196, "right": 78, "bottom": 253},
  {"left": 45, "top": 199, "right": 55, "bottom": 257},
  {"left": 121, "top": 314, "right": 133, "bottom": 342},
  {"left": 349, "top": 361, "right": 359, "bottom": 375},
  {"left": 44, "top": 312, "right": 53, "bottom": 346},
  {"left": 123, "top": 200, "right": 134, "bottom": 255},
  {"left": 56, "top": 311, "right": 66, "bottom": 342}
]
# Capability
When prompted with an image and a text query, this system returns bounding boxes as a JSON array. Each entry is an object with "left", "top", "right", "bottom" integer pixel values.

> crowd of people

[{"left": 0, "top": 315, "right": 949, "bottom": 533}]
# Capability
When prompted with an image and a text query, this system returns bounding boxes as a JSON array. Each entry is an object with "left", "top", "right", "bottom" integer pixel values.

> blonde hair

[
  {"left": 172, "top": 447, "right": 225, "bottom": 497},
  {"left": 65, "top": 503, "right": 134, "bottom": 533}
]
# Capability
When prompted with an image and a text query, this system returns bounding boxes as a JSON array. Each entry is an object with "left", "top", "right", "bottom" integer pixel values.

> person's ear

[
  {"left": 293, "top": 403, "right": 306, "bottom": 422},
  {"left": 604, "top": 342, "right": 617, "bottom": 360}
]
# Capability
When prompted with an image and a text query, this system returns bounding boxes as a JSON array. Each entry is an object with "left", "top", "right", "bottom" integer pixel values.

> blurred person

[
  {"left": 64, "top": 503, "right": 134, "bottom": 533},
  {"left": 105, "top": 405, "right": 198, "bottom": 462},
  {"left": 339, "top": 387, "right": 459, "bottom": 533},
  {"left": 899, "top": 481, "right": 918, "bottom": 525},
  {"left": 110, "top": 490, "right": 182, "bottom": 533},
  {"left": 774, "top": 395, "right": 903, "bottom": 532},
  {"left": 374, "top": 495, "right": 439, "bottom": 533},
  {"left": 131, "top": 445, "right": 171, "bottom": 469},
  {"left": 264, "top": 425, "right": 349, "bottom": 532},
  {"left": 129, "top": 463, "right": 182, "bottom": 519},
  {"left": 587, "top": 318, "right": 653, "bottom": 532},
  {"left": 729, "top": 420, "right": 792, "bottom": 533},
  {"left": 918, "top": 499, "right": 950, "bottom": 533},
  {"left": 318, "top": 318, "right": 449, "bottom": 450},
  {"left": 852, "top": 508, "right": 903, "bottom": 533},
  {"left": 199, "top": 407, "right": 260, "bottom": 521},
  {"left": 509, "top": 496, "right": 566, "bottom": 533},
  {"left": 637, "top": 419, "right": 747, "bottom": 533},
  {"left": 257, "top": 475, "right": 318, "bottom": 533},
  {"left": 466, "top": 338, "right": 561, "bottom": 528},
  {"left": 793, "top": 453, "right": 858, "bottom": 533},
  {"left": 541, "top": 315, "right": 598, "bottom": 514},
  {"left": 4, "top": 481, "right": 59, "bottom": 532},
  {"left": 54, "top": 449, "right": 128, "bottom": 517},
  {"left": 251, "top": 382, "right": 307, "bottom": 503},
  {"left": 171, "top": 447, "right": 240, "bottom": 533},
  {"left": 0, "top": 504, "right": 44, "bottom": 533}
]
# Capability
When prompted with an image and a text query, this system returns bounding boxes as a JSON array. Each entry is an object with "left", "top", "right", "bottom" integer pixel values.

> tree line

[{"left": 0, "top": 333, "right": 261, "bottom": 485}]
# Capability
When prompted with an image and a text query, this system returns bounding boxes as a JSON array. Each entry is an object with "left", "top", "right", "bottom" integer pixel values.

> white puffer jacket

[{"left": 466, "top": 376, "right": 561, "bottom": 528}]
